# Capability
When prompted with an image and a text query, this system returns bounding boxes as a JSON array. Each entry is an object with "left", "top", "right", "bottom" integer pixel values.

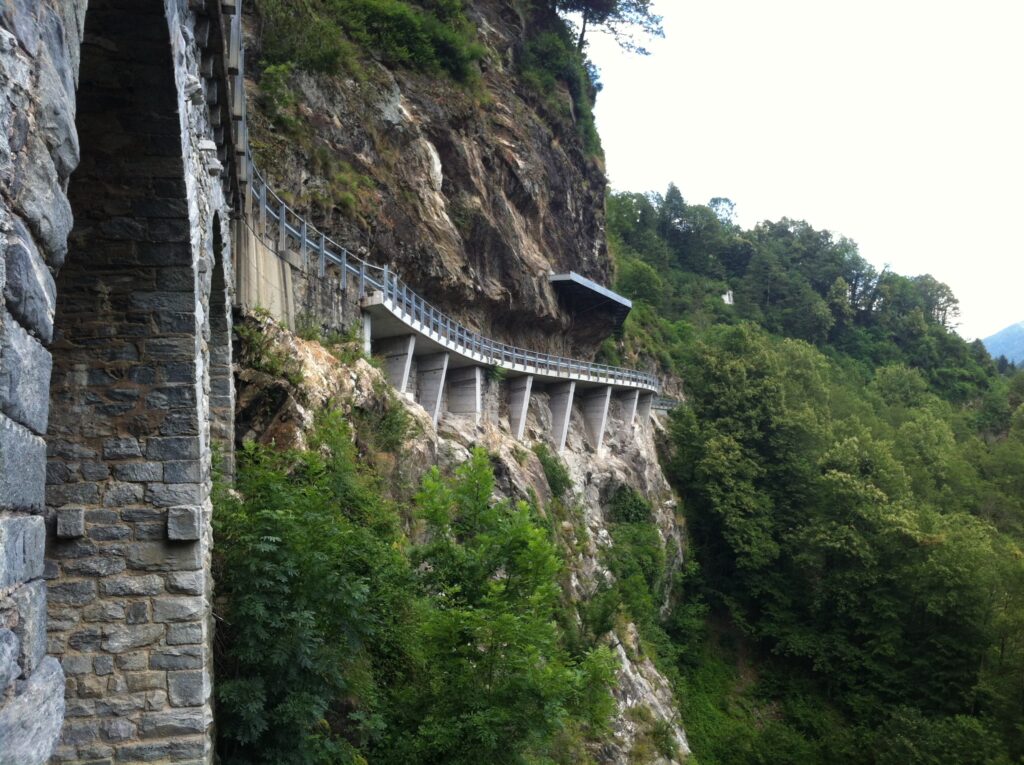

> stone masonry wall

[
  {"left": 0, "top": 1, "right": 89, "bottom": 762},
  {"left": 0, "top": 0, "right": 235, "bottom": 763}
]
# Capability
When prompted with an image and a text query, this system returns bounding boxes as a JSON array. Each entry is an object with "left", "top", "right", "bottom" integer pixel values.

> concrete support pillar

[
  {"left": 620, "top": 389, "right": 641, "bottom": 427},
  {"left": 637, "top": 392, "right": 654, "bottom": 424},
  {"left": 582, "top": 386, "right": 613, "bottom": 454},
  {"left": 549, "top": 381, "right": 576, "bottom": 454},
  {"left": 361, "top": 312, "right": 372, "bottom": 356},
  {"left": 416, "top": 352, "right": 449, "bottom": 426},
  {"left": 447, "top": 366, "right": 483, "bottom": 424},
  {"left": 376, "top": 335, "right": 416, "bottom": 393},
  {"left": 508, "top": 375, "right": 534, "bottom": 441}
]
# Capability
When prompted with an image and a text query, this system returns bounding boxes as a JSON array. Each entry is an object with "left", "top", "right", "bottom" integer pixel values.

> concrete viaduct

[{"left": 0, "top": 1, "right": 660, "bottom": 763}]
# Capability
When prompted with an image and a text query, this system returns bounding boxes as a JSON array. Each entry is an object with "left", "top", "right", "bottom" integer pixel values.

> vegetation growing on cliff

[
  {"left": 605, "top": 186, "right": 1024, "bottom": 764},
  {"left": 214, "top": 413, "right": 617, "bottom": 764}
]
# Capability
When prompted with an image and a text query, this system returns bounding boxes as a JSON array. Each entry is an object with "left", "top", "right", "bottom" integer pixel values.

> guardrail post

[
  {"left": 317, "top": 234, "right": 326, "bottom": 278},
  {"left": 382, "top": 266, "right": 390, "bottom": 302},
  {"left": 300, "top": 220, "right": 308, "bottom": 269},
  {"left": 359, "top": 263, "right": 366, "bottom": 298},
  {"left": 277, "top": 199, "right": 288, "bottom": 253},
  {"left": 258, "top": 182, "right": 267, "bottom": 238}
]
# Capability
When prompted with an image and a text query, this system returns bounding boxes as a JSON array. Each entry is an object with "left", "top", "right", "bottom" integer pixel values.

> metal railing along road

[{"left": 250, "top": 166, "right": 661, "bottom": 393}]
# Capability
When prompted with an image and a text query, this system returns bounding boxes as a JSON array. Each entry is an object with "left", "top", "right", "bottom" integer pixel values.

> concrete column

[
  {"left": 416, "top": 353, "right": 449, "bottom": 426},
  {"left": 447, "top": 366, "right": 483, "bottom": 424},
  {"left": 361, "top": 312, "right": 373, "bottom": 356},
  {"left": 376, "top": 335, "right": 416, "bottom": 393},
  {"left": 582, "top": 386, "right": 613, "bottom": 454},
  {"left": 508, "top": 375, "right": 534, "bottom": 441},
  {"left": 637, "top": 392, "right": 654, "bottom": 424},
  {"left": 549, "top": 381, "right": 576, "bottom": 453},
  {"left": 620, "top": 389, "right": 641, "bottom": 426}
]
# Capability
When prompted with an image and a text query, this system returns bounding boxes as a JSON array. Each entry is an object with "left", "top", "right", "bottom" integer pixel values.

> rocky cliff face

[
  {"left": 234, "top": 317, "right": 691, "bottom": 763},
  {"left": 244, "top": 0, "right": 618, "bottom": 355}
]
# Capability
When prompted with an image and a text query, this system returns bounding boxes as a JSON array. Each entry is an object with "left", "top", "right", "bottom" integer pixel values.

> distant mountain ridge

[{"left": 983, "top": 321, "right": 1024, "bottom": 363}]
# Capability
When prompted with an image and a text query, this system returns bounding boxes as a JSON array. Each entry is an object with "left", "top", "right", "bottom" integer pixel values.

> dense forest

[{"left": 604, "top": 186, "right": 1024, "bottom": 763}]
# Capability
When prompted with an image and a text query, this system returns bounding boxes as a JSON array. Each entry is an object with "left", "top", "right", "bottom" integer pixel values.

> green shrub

[
  {"left": 215, "top": 434, "right": 616, "bottom": 764},
  {"left": 607, "top": 484, "right": 652, "bottom": 523},
  {"left": 519, "top": 27, "right": 601, "bottom": 155},
  {"left": 351, "top": 381, "right": 413, "bottom": 453},
  {"left": 235, "top": 315, "right": 304, "bottom": 387},
  {"left": 533, "top": 442, "right": 573, "bottom": 498},
  {"left": 214, "top": 412, "right": 412, "bottom": 764},
  {"left": 254, "top": 0, "right": 483, "bottom": 82}
]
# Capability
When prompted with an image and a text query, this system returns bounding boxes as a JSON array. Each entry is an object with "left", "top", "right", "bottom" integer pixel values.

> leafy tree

[{"left": 557, "top": 0, "right": 664, "bottom": 53}]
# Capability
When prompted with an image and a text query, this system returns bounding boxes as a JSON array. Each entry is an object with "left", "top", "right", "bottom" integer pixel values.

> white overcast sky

[{"left": 587, "top": 0, "right": 1024, "bottom": 340}]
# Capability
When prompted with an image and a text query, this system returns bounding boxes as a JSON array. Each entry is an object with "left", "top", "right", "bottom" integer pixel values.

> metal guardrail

[{"left": 248, "top": 167, "right": 661, "bottom": 392}]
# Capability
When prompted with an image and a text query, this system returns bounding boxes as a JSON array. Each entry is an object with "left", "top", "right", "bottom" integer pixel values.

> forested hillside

[{"left": 604, "top": 187, "right": 1024, "bottom": 764}]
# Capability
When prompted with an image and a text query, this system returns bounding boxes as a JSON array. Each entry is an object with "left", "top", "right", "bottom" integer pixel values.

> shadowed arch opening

[{"left": 45, "top": 0, "right": 213, "bottom": 761}]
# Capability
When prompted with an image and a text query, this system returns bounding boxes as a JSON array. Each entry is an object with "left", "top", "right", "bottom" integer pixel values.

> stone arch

[{"left": 43, "top": 0, "right": 216, "bottom": 762}]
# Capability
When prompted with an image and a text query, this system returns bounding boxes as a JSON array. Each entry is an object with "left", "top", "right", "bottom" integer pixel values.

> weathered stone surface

[
  {"left": 0, "top": 628, "right": 20, "bottom": 691},
  {"left": 99, "top": 575, "right": 163, "bottom": 597},
  {"left": 147, "top": 483, "right": 202, "bottom": 509},
  {"left": 0, "top": 656, "right": 65, "bottom": 764},
  {"left": 0, "top": 415, "right": 45, "bottom": 510},
  {"left": 166, "top": 623, "right": 202, "bottom": 646},
  {"left": 126, "top": 541, "right": 201, "bottom": 572},
  {"left": 166, "top": 571, "right": 202, "bottom": 595},
  {"left": 0, "top": 513, "right": 44, "bottom": 588},
  {"left": 11, "top": 578, "right": 45, "bottom": 675},
  {"left": 11, "top": 130, "right": 73, "bottom": 268},
  {"left": 59, "top": 655, "right": 91, "bottom": 676},
  {"left": 3, "top": 216, "right": 56, "bottom": 343},
  {"left": 149, "top": 646, "right": 203, "bottom": 671},
  {"left": 82, "top": 601, "right": 125, "bottom": 623},
  {"left": 102, "top": 437, "right": 142, "bottom": 460},
  {"left": 103, "top": 717, "right": 136, "bottom": 742},
  {"left": 167, "top": 505, "right": 201, "bottom": 540},
  {"left": 0, "top": 312, "right": 52, "bottom": 434},
  {"left": 114, "top": 738, "right": 205, "bottom": 762},
  {"left": 162, "top": 460, "right": 200, "bottom": 483},
  {"left": 100, "top": 624, "right": 164, "bottom": 654},
  {"left": 0, "top": 0, "right": 39, "bottom": 55},
  {"left": 47, "top": 580, "right": 96, "bottom": 606},
  {"left": 113, "top": 462, "right": 163, "bottom": 482},
  {"left": 153, "top": 597, "right": 203, "bottom": 624},
  {"left": 126, "top": 601, "right": 149, "bottom": 625},
  {"left": 167, "top": 670, "right": 207, "bottom": 708},
  {"left": 125, "top": 671, "right": 165, "bottom": 692},
  {"left": 92, "top": 655, "right": 112, "bottom": 676},
  {"left": 103, "top": 481, "right": 144, "bottom": 507},
  {"left": 55, "top": 507, "right": 84, "bottom": 538},
  {"left": 145, "top": 437, "right": 199, "bottom": 461},
  {"left": 138, "top": 709, "right": 208, "bottom": 737},
  {"left": 35, "top": 6, "right": 79, "bottom": 183},
  {"left": 62, "top": 555, "right": 126, "bottom": 577}
]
